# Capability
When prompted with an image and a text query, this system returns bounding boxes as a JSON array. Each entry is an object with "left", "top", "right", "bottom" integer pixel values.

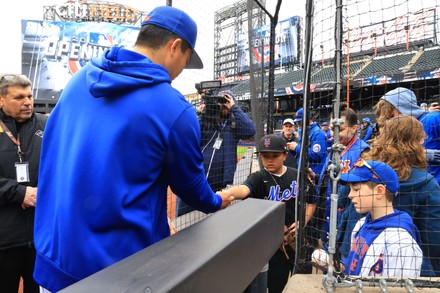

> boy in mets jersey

[
  {"left": 225, "top": 134, "right": 316, "bottom": 292},
  {"left": 312, "top": 159, "right": 422, "bottom": 277}
]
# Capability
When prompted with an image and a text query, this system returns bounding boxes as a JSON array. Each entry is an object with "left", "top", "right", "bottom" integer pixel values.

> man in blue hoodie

[
  {"left": 33, "top": 6, "right": 235, "bottom": 292},
  {"left": 289, "top": 108, "right": 327, "bottom": 175},
  {"left": 375, "top": 87, "right": 440, "bottom": 183}
]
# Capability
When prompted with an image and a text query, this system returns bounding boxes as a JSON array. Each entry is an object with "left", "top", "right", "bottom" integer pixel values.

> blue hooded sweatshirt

[
  {"left": 393, "top": 168, "right": 440, "bottom": 276},
  {"left": 295, "top": 122, "right": 327, "bottom": 174},
  {"left": 33, "top": 47, "right": 222, "bottom": 291},
  {"left": 342, "top": 210, "right": 422, "bottom": 276}
]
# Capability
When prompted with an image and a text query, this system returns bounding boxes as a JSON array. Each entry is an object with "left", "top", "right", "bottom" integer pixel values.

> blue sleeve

[
  {"left": 308, "top": 131, "right": 327, "bottom": 164},
  {"left": 167, "top": 107, "right": 222, "bottom": 213},
  {"left": 338, "top": 184, "right": 351, "bottom": 209},
  {"left": 423, "top": 113, "right": 440, "bottom": 150},
  {"left": 230, "top": 105, "right": 256, "bottom": 139},
  {"left": 363, "top": 126, "right": 373, "bottom": 141}
]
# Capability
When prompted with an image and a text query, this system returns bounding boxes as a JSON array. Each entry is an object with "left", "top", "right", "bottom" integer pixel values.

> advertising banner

[
  {"left": 21, "top": 19, "right": 139, "bottom": 100},
  {"left": 237, "top": 16, "right": 301, "bottom": 73}
]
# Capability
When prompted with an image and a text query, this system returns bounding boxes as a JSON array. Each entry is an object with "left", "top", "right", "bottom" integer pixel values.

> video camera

[{"left": 195, "top": 80, "right": 227, "bottom": 118}]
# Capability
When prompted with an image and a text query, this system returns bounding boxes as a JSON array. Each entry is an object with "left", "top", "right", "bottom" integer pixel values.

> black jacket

[
  {"left": 199, "top": 105, "right": 255, "bottom": 191},
  {"left": 282, "top": 132, "right": 298, "bottom": 169},
  {"left": 0, "top": 109, "right": 47, "bottom": 249}
]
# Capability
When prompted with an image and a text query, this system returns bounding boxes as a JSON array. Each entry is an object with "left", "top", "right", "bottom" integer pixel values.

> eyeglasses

[{"left": 353, "top": 159, "right": 387, "bottom": 187}]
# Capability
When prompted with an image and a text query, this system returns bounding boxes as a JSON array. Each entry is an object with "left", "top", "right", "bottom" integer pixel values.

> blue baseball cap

[
  {"left": 293, "top": 108, "right": 312, "bottom": 123},
  {"left": 340, "top": 159, "right": 399, "bottom": 196},
  {"left": 141, "top": 6, "right": 203, "bottom": 69},
  {"left": 362, "top": 117, "right": 371, "bottom": 124},
  {"left": 321, "top": 121, "right": 329, "bottom": 126}
]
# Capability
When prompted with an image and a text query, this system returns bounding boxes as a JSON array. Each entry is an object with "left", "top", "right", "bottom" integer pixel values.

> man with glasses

[
  {"left": 0, "top": 73, "right": 46, "bottom": 293},
  {"left": 290, "top": 108, "right": 327, "bottom": 175}
]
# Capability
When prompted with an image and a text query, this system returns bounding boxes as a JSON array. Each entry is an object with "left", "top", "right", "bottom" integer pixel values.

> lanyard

[
  {"left": 339, "top": 135, "right": 357, "bottom": 157},
  {"left": 0, "top": 120, "right": 24, "bottom": 162}
]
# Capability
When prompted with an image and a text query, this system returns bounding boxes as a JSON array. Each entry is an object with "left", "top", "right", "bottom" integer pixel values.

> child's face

[
  {"left": 347, "top": 182, "right": 374, "bottom": 214},
  {"left": 259, "top": 152, "right": 287, "bottom": 175}
]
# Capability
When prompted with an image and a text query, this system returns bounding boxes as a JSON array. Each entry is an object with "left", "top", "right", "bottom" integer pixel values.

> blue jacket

[
  {"left": 294, "top": 122, "right": 327, "bottom": 174},
  {"left": 359, "top": 125, "right": 373, "bottom": 142},
  {"left": 418, "top": 112, "right": 440, "bottom": 183},
  {"left": 393, "top": 168, "right": 440, "bottom": 276},
  {"left": 323, "top": 128, "right": 333, "bottom": 151},
  {"left": 33, "top": 47, "right": 222, "bottom": 292},
  {"left": 199, "top": 106, "right": 255, "bottom": 191}
]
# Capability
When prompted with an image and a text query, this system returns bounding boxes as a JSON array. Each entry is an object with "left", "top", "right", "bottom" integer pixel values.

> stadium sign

[
  {"left": 45, "top": 0, "right": 144, "bottom": 25},
  {"left": 21, "top": 19, "right": 140, "bottom": 99},
  {"left": 237, "top": 16, "right": 302, "bottom": 73}
]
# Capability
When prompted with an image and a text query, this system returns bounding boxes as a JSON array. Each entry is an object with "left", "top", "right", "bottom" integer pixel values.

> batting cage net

[{"left": 167, "top": 0, "right": 440, "bottom": 290}]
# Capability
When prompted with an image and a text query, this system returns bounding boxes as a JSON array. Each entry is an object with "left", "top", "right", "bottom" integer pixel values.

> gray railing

[{"left": 60, "top": 198, "right": 285, "bottom": 293}]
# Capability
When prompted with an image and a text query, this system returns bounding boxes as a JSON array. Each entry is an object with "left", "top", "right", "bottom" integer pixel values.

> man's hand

[
  {"left": 287, "top": 141, "right": 298, "bottom": 151},
  {"left": 306, "top": 167, "right": 316, "bottom": 184},
  {"left": 217, "top": 190, "right": 235, "bottom": 209},
  {"left": 197, "top": 103, "right": 206, "bottom": 114},
  {"left": 221, "top": 94, "right": 235, "bottom": 110},
  {"left": 426, "top": 149, "right": 440, "bottom": 162},
  {"left": 429, "top": 102, "right": 440, "bottom": 112},
  {"left": 22, "top": 186, "right": 37, "bottom": 209}
]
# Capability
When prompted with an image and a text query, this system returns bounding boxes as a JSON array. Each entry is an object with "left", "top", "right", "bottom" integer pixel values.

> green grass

[{"left": 237, "top": 146, "right": 250, "bottom": 157}]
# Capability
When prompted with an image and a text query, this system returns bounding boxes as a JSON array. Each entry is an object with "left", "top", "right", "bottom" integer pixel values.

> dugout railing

[{"left": 59, "top": 198, "right": 285, "bottom": 293}]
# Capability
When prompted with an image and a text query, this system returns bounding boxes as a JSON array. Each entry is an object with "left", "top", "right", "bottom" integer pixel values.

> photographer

[{"left": 177, "top": 90, "right": 256, "bottom": 216}]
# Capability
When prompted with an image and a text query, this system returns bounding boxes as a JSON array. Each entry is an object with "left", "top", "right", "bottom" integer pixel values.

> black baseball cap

[{"left": 257, "top": 134, "right": 288, "bottom": 153}]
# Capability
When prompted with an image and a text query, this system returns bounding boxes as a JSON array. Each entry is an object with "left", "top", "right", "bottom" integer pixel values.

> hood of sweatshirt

[
  {"left": 363, "top": 210, "right": 421, "bottom": 244},
  {"left": 380, "top": 87, "right": 425, "bottom": 118},
  {"left": 398, "top": 168, "right": 435, "bottom": 193},
  {"left": 86, "top": 46, "right": 171, "bottom": 98}
]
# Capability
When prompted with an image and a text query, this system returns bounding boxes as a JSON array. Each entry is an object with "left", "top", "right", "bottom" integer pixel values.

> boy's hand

[{"left": 311, "top": 249, "right": 329, "bottom": 269}]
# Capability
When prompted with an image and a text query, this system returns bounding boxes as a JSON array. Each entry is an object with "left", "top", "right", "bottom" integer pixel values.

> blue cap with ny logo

[{"left": 340, "top": 159, "right": 399, "bottom": 196}]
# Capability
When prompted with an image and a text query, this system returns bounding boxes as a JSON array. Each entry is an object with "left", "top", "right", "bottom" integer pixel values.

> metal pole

[
  {"left": 323, "top": 0, "right": 344, "bottom": 291},
  {"left": 293, "top": 0, "right": 313, "bottom": 274},
  {"left": 346, "top": 31, "right": 350, "bottom": 108},
  {"left": 266, "top": 1, "right": 281, "bottom": 134},
  {"left": 253, "top": 0, "right": 281, "bottom": 135}
]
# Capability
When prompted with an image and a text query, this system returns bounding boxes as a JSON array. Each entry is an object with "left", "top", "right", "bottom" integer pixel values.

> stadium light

[
  {"left": 405, "top": 25, "right": 410, "bottom": 50},
  {"left": 320, "top": 44, "right": 324, "bottom": 66},
  {"left": 372, "top": 33, "right": 377, "bottom": 57}
]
